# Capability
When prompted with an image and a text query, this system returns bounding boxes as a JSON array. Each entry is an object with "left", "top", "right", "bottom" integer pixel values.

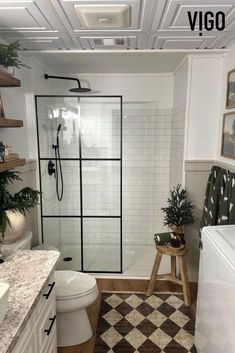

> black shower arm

[{"left": 44, "top": 74, "right": 81, "bottom": 88}]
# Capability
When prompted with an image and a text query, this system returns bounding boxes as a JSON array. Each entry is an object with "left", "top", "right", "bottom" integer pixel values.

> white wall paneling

[
  {"left": 185, "top": 54, "right": 224, "bottom": 160},
  {"left": 170, "top": 58, "right": 188, "bottom": 188}
]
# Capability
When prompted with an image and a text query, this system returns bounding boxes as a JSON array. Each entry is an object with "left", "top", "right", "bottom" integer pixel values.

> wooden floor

[{"left": 58, "top": 278, "right": 198, "bottom": 353}]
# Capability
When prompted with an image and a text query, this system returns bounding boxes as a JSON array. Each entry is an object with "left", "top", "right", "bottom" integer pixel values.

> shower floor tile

[{"left": 94, "top": 293, "right": 196, "bottom": 353}]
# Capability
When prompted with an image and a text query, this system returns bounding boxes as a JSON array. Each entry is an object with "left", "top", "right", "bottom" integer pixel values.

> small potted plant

[
  {"left": 0, "top": 40, "right": 30, "bottom": 75},
  {"left": 161, "top": 184, "right": 194, "bottom": 247},
  {"left": 0, "top": 170, "right": 40, "bottom": 243}
]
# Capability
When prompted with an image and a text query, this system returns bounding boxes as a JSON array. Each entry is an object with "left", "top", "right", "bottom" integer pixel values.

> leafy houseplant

[
  {"left": 161, "top": 184, "right": 194, "bottom": 247},
  {"left": 0, "top": 171, "right": 40, "bottom": 242},
  {"left": 0, "top": 40, "right": 30, "bottom": 73}
]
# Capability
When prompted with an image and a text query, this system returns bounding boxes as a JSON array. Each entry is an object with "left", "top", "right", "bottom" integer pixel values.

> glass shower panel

[
  {"left": 80, "top": 97, "right": 121, "bottom": 159},
  {"left": 83, "top": 218, "right": 120, "bottom": 272},
  {"left": 43, "top": 218, "right": 81, "bottom": 271},
  {"left": 40, "top": 160, "right": 80, "bottom": 216},
  {"left": 36, "top": 95, "right": 122, "bottom": 273},
  {"left": 36, "top": 96, "right": 80, "bottom": 159},
  {"left": 82, "top": 161, "right": 120, "bottom": 216}
]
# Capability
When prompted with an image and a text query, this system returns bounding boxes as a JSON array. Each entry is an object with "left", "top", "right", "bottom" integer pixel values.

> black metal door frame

[{"left": 35, "top": 95, "right": 122, "bottom": 273}]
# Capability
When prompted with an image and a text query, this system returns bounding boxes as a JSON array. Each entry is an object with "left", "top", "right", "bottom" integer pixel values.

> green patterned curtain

[
  {"left": 200, "top": 165, "right": 235, "bottom": 232},
  {"left": 218, "top": 170, "right": 235, "bottom": 224}
]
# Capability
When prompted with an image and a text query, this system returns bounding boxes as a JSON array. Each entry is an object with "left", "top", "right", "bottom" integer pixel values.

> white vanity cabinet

[{"left": 12, "top": 275, "right": 57, "bottom": 353}]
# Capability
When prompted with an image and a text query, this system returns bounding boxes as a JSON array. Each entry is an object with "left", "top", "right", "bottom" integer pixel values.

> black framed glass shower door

[{"left": 35, "top": 96, "right": 122, "bottom": 273}]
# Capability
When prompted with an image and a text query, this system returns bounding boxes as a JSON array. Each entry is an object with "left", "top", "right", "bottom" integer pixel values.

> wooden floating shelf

[
  {"left": 0, "top": 70, "right": 21, "bottom": 87},
  {"left": 0, "top": 118, "right": 23, "bottom": 128},
  {"left": 0, "top": 159, "right": 26, "bottom": 172}
]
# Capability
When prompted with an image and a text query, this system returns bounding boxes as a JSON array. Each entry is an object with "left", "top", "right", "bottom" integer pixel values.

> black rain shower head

[
  {"left": 69, "top": 87, "right": 91, "bottom": 93},
  {"left": 44, "top": 74, "right": 91, "bottom": 93}
]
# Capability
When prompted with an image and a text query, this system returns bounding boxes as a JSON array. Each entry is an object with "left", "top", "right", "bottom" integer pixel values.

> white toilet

[
  {"left": 55, "top": 270, "right": 98, "bottom": 347},
  {"left": 33, "top": 243, "right": 99, "bottom": 347}
]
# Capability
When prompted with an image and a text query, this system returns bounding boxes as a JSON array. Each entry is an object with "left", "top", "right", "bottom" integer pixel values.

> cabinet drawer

[
  {"left": 12, "top": 331, "right": 35, "bottom": 353},
  {"left": 12, "top": 316, "right": 35, "bottom": 353},
  {"left": 35, "top": 291, "right": 56, "bottom": 352},
  {"left": 35, "top": 274, "right": 55, "bottom": 321},
  {"left": 41, "top": 323, "right": 57, "bottom": 353}
]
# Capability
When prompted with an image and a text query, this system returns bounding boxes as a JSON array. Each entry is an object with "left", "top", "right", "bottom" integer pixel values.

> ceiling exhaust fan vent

[
  {"left": 93, "top": 39, "right": 104, "bottom": 46},
  {"left": 93, "top": 38, "right": 126, "bottom": 46}
]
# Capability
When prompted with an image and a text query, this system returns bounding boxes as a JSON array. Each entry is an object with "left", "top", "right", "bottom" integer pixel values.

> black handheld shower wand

[
  {"left": 48, "top": 123, "right": 64, "bottom": 201},
  {"left": 53, "top": 123, "right": 62, "bottom": 149}
]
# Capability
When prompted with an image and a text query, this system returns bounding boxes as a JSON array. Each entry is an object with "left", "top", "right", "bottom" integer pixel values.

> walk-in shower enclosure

[{"left": 35, "top": 96, "right": 122, "bottom": 273}]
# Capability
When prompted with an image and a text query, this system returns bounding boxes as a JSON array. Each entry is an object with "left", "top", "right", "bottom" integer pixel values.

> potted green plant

[
  {"left": 0, "top": 41, "right": 30, "bottom": 75},
  {"left": 0, "top": 170, "right": 40, "bottom": 243},
  {"left": 161, "top": 184, "right": 194, "bottom": 247}
]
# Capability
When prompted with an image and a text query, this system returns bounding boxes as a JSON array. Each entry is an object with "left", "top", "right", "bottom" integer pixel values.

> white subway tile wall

[
  {"left": 41, "top": 160, "right": 80, "bottom": 216},
  {"left": 83, "top": 218, "right": 120, "bottom": 245},
  {"left": 83, "top": 218, "right": 121, "bottom": 271},
  {"left": 122, "top": 105, "right": 172, "bottom": 246},
  {"left": 82, "top": 160, "right": 120, "bottom": 216},
  {"left": 42, "top": 218, "right": 81, "bottom": 246},
  {"left": 42, "top": 218, "right": 60, "bottom": 248},
  {"left": 169, "top": 109, "right": 185, "bottom": 189},
  {"left": 36, "top": 97, "right": 80, "bottom": 159},
  {"left": 81, "top": 105, "right": 120, "bottom": 159}
]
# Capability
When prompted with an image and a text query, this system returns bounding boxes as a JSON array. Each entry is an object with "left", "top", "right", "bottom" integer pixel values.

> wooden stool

[{"left": 146, "top": 245, "right": 191, "bottom": 306}]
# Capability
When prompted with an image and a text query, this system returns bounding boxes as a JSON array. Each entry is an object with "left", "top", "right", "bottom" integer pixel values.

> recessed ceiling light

[{"left": 74, "top": 4, "right": 130, "bottom": 28}]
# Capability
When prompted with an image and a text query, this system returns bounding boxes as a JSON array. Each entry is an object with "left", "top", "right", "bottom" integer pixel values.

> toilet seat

[{"left": 55, "top": 270, "right": 96, "bottom": 300}]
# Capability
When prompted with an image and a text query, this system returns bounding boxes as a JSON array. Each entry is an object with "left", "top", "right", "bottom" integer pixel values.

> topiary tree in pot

[
  {"left": 161, "top": 184, "right": 195, "bottom": 247},
  {"left": 0, "top": 170, "right": 40, "bottom": 243}
]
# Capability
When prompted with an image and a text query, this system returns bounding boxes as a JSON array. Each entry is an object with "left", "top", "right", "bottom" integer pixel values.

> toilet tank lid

[
  {"left": 0, "top": 231, "right": 32, "bottom": 252},
  {"left": 55, "top": 270, "right": 96, "bottom": 298}
]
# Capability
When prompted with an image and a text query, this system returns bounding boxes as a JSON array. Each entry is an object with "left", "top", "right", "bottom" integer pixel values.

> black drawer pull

[
  {"left": 44, "top": 315, "right": 56, "bottom": 336},
  {"left": 43, "top": 282, "right": 55, "bottom": 299}
]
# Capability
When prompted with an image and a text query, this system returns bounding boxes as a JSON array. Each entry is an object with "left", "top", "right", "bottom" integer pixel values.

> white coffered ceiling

[{"left": 0, "top": 0, "right": 235, "bottom": 51}]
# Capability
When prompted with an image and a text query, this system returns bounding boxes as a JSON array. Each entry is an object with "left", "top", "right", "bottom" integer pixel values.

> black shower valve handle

[{"left": 48, "top": 160, "right": 56, "bottom": 176}]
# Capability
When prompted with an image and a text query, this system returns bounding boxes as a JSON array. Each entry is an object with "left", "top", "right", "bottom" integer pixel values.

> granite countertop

[{"left": 0, "top": 250, "right": 60, "bottom": 353}]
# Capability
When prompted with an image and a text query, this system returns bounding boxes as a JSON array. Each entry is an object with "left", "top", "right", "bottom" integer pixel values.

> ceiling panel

[
  {"left": 0, "top": 0, "right": 235, "bottom": 50},
  {"left": 0, "top": 1, "right": 52, "bottom": 30},
  {"left": 3, "top": 33, "right": 75, "bottom": 50}
]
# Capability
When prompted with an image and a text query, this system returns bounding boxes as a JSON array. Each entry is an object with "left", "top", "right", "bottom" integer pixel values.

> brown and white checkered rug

[{"left": 95, "top": 293, "right": 196, "bottom": 353}]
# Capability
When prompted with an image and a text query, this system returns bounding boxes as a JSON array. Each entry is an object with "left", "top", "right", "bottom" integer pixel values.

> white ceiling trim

[
  {"left": 65, "top": 73, "right": 174, "bottom": 77},
  {"left": 24, "top": 48, "right": 228, "bottom": 53}
]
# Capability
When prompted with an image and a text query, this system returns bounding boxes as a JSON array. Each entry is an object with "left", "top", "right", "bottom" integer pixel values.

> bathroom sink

[{"left": 0, "top": 282, "right": 9, "bottom": 324}]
